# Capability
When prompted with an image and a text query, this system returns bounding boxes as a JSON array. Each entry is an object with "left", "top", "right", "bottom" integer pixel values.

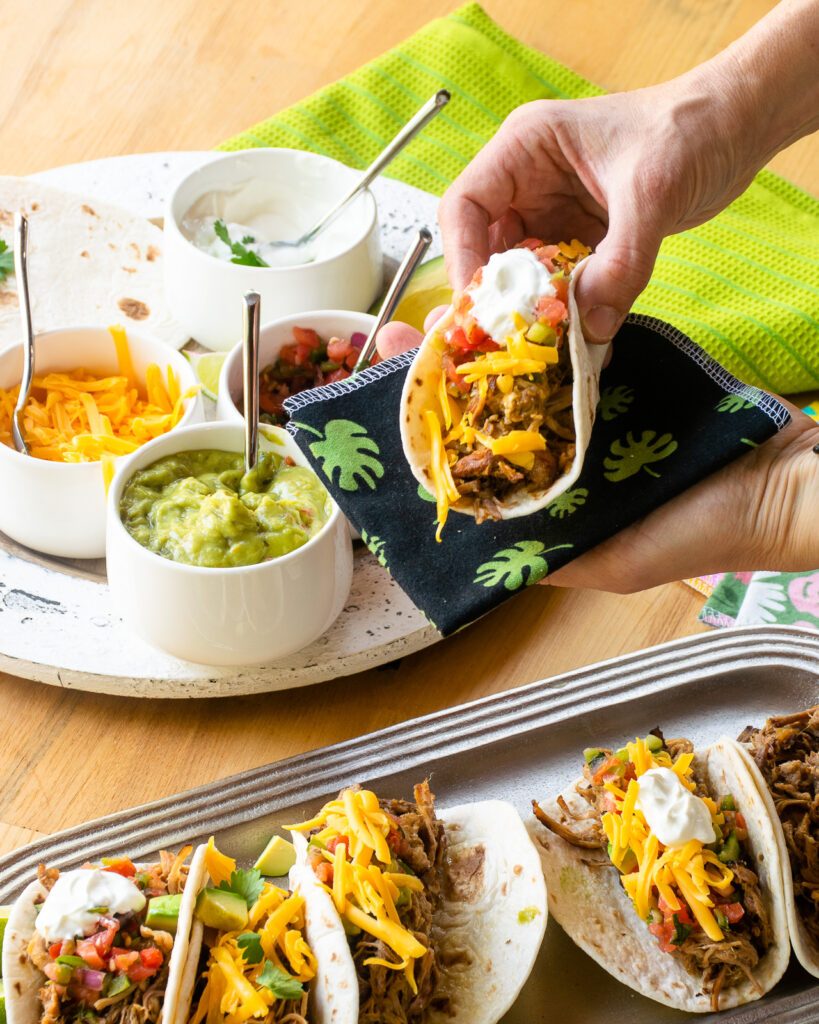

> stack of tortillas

[{"left": 0, "top": 177, "right": 188, "bottom": 350}]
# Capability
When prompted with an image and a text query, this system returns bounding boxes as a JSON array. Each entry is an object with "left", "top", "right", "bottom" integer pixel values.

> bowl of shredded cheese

[{"left": 0, "top": 324, "right": 203, "bottom": 558}]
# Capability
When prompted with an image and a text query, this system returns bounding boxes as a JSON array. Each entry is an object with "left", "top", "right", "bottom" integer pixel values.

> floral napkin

[{"left": 284, "top": 316, "right": 789, "bottom": 636}]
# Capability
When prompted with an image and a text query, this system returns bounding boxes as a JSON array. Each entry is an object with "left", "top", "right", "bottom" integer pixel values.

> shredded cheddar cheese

[
  {"left": 603, "top": 739, "right": 736, "bottom": 944},
  {"left": 0, "top": 325, "right": 195, "bottom": 465}
]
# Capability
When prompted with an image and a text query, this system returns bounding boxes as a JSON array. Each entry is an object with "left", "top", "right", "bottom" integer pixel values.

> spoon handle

[
  {"left": 305, "top": 90, "right": 450, "bottom": 245},
  {"left": 353, "top": 227, "right": 433, "bottom": 374},
  {"left": 12, "top": 213, "right": 35, "bottom": 455},
  {"left": 243, "top": 291, "right": 261, "bottom": 473}
]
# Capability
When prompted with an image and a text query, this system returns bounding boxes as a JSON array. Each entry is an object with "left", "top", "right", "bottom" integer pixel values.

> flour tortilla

[
  {"left": 2, "top": 847, "right": 206, "bottom": 1024},
  {"left": 727, "top": 735, "right": 819, "bottom": 980},
  {"left": 0, "top": 177, "right": 188, "bottom": 351},
  {"left": 527, "top": 741, "right": 790, "bottom": 1013},
  {"left": 400, "top": 257, "right": 607, "bottom": 519},
  {"left": 293, "top": 798, "right": 547, "bottom": 1024}
]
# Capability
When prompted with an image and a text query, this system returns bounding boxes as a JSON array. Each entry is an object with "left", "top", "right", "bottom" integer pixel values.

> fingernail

[{"left": 584, "top": 305, "right": 622, "bottom": 342}]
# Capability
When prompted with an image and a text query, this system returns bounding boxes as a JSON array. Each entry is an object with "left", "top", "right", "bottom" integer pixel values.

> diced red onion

[
  {"left": 350, "top": 332, "right": 366, "bottom": 350},
  {"left": 77, "top": 969, "right": 106, "bottom": 991}
]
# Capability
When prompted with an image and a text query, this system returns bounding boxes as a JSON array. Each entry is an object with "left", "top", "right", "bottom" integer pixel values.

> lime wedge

[{"left": 186, "top": 351, "right": 226, "bottom": 401}]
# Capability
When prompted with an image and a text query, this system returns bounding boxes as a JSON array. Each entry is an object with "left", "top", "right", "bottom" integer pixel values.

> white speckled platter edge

[{"left": 0, "top": 152, "right": 442, "bottom": 697}]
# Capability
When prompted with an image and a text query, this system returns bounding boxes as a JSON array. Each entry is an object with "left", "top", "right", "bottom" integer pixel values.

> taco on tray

[
  {"left": 2, "top": 846, "right": 203, "bottom": 1024},
  {"left": 286, "top": 781, "right": 547, "bottom": 1023},
  {"left": 733, "top": 705, "right": 819, "bottom": 979},
  {"left": 400, "top": 239, "right": 607, "bottom": 537},
  {"left": 529, "top": 731, "right": 790, "bottom": 1013}
]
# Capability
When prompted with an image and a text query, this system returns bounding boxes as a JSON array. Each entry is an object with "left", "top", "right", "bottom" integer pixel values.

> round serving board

[{"left": 0, "top": 152, "right": 441, "bottom": 697}]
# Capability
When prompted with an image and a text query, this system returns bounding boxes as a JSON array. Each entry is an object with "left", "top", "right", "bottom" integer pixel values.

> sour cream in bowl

[
  {"left": 164, "top": 150, "right": 382, "bottom": 351},
  {"left": 106, "top": 421, "right": 353, "bottom": 666}
]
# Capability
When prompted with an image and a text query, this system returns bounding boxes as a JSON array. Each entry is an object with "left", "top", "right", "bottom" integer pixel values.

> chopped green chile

[{"left": 120, "top": 450, "right": 331, "bottom": 568}]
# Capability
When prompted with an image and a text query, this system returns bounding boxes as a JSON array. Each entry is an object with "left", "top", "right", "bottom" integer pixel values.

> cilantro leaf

[
  {"left": 212, "top": 218, "right": 268, "bottom": 268},
  {"left": 256, "top": 961, "right": 305, "bottom": 1000},
  {"left": 236, "top": 931, "right": 264, "bottom": 965},
  {"left": 217, "top": 867, "right": 264, "bottom": 908},
  {"left": 0, "top": 240, "right": 14, "bottom": 285}
]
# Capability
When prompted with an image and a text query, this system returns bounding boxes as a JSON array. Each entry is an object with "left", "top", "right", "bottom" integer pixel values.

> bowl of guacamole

[{"left": 106, "top": 421, "right": 354, "bottom": 666}]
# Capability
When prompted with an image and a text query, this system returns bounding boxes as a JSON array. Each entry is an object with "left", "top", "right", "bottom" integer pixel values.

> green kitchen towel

[{"left": 220, "top": 3, "right": 819, "bottom": 395}]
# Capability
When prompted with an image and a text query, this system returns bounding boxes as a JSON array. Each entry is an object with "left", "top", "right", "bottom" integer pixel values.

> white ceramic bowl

[
  {"left": 106, "top": 421, "right": 354, "bottom": 666},
  {"left": 0, "top": 327, "right": 203, "bottom": 559},
  {"left": 164, "top": 150, "right": 382, "bottom": 351},
  {"left": 216, "top": 309, "right": 376, "bottom": 423}
]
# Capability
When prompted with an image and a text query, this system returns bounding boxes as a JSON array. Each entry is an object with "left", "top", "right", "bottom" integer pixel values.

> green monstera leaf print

[
  {"left": 293, "top": 419, "right": 384, "bottom": 491},
  {"left": 474, "top": 542, "right": 573, "bottom": 591},
  {"left": 598, "top": 385, "right": 635, "bottom": 422},
  {"left": 604, "top": 430, "right": 678, "bottom": 482},
  {"left": 417, "top": 484, "right": 436, "bottom": 503},
  {"left": 716, "top": 394, "right": 754, "bottom": 413},
  {"left": 547, "top": 487, "right": 589, "bottom": 519},
  {"left": 360, "top": 529, "right": 388, "bottom": 568}
]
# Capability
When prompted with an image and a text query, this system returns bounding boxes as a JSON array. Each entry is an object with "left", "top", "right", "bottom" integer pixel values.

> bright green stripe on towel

[{"left": 219, "top": 2, "right": 819, "bottom": 394}]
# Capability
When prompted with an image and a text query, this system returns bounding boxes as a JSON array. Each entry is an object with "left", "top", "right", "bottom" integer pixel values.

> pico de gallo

[
  {"left": 422, "top": 238, "right": 590, "bottom": 537},
  {"left": 257, "top": 327, "right": 377, "bottom": 426},
  {"left": 287, "top": 782, "right": 448, "bottom": 1024},
  {"left": 26, "top": 849, "right": 192, "bottom": 1024},
  {"left": 533, "top": 733, "right": 773, "bottom": 1012}
]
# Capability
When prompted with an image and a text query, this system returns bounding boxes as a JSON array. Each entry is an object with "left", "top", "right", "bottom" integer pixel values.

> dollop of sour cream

[
  {"left": 636, "top": 767, "right": 716, "bottom": 848},
  {"left": 467, "top": 247, "right": 556, "bottom": 343},
  {"left": 35, "top": 869, "right": 146, "bottom": 942}
]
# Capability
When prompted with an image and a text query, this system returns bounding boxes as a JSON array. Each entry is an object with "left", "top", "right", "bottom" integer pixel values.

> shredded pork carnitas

[
  {"left": 738, "top": 706, "right": 819, "bottom": 948},
  {"left": 354, "top": 781, "right": 448, "bottom": 1024}
]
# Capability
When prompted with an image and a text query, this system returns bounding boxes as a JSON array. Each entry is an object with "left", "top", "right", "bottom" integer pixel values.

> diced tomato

[
  {"left": 446, "top": 326, "right": 471, "bottom": 351},
  {"left": 535, "top": 296, "right": 567, "bottom": 327},
  {"left": 127, "top": 963, "right": 159, "bottom": 983},
  {"left": 649, "top": 920, "right": 677, "bottom": 954},
  {"left": 292, "top": 327, "right": 321, "bottom": 350},
  {"left": 386, "top": 828, "right": 403, "bottom": 854},
  {"left": 91, "top": 920, "right": 120, "bottom": 960},
  {"left": 327, "top": 337, "right": 351, "bottom": 363},
  {"left": 113, "top": 951, "right": 139, "bottom": 972},
  {"left": 75, "top": 938, "right": 106, "bottom": 971},
  {"left": 49, "top": 942, "right": 63, "bottom": 960},
  {"left": 518, "top": 238, "right": 542, "bottom": 252},
  {"left": 344, "top": 351, "right": 359, "bottom": 370},
  {"left": 102, "top": 858, "right": 136, "bottom": 878},
  {"left": 551, "top": 274, "right": 569, "bottom": 304},
  {"left": 735, "top": 813, "right": 747, "bottom": 831},
  {"left": 324, "top": 368, "right": 350, "bottom": 384},
  {"left": 294, "top": 343, "right": 314, "bottom": 366},
  {"left": 442, "top": 354, "right": 470, "bottom": 393},
  {"left": 139, "top": 948, "right": 164, "bottom": 970},
  {"left": 721, "top": 902, "right": 745, "bottom": 925},
  {"left": 658, "top": 897, "right": 693, "bottom": 925},
  {"left": 592, "top": 754, "right": 624, "bottom": 785},
  {"left": 325, "top": 836, "right": 348, "bottom": 856},
  {"left": 278, "top": 343, "right": 298, "bottom": 365},
  {"left": 314, "top": 861, "right": 334, "bottom": 885},
  {"left": 72, "top": 986, "right": 99, "bottom": 1006}
]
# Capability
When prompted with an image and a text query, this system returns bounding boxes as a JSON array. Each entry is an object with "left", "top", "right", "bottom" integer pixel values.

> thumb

[{"left": 575, "top": 201, "right": 665, "bottom": 342}]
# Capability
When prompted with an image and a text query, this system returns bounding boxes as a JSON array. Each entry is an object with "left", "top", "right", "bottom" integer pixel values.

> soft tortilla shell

[
  {"left": 400, "top": 257, "right": 607, "bottom": 519},
  {"left": 0, "top": 177, "right": 188, "bottom": 351},
  {"left": 1, "top": 850, "right": 207, "bottom": 1024},
  {"left": 527, "top": 742, "right": 790, "bottom": 1013},
  {"left": 428, "top": 799, "right": 548, "bottom": 1024},
  {"left": 727, "top": 735, "right": 819, "bottom": 979}
]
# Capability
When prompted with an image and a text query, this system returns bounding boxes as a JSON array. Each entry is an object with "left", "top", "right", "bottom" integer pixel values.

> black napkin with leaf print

[{"left": 284, "top": 316, "right": 790, "bottom": 636}]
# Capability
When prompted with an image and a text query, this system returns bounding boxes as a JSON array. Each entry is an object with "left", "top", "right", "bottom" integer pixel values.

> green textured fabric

[{"left": 220, "top": 3, "right": 819, "bottom": 394}]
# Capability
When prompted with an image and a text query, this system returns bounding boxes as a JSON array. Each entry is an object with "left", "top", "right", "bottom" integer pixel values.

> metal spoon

[
  {"left": 242, "top": 291, "right": 261, "bottom": 472},
  {"left": 11, "top": 213, "right": 35, "bottom": 455},
  {"left": 352, "top": 227, "right": 433, "bottom": 374},
  {"left": 269, "top": 90, "right": 449, "bottom": 252}
]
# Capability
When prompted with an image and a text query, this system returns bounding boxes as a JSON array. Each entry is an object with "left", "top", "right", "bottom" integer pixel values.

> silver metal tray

[{"left": 2, "top": 625, "right": 818, "bottom": 1022}]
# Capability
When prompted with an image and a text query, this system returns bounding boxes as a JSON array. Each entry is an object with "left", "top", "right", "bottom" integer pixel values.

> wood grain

[{"left": 0, "top": 0, "right": 814, "bottom": 858}]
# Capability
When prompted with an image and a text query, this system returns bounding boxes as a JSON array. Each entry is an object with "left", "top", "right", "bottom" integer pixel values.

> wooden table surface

[{"left": 0, "top": 0, "right": 816, "bottom": 860}]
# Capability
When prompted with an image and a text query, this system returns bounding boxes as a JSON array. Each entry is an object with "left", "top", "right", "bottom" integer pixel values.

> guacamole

[{"left": 120, "top": 449, "right": 331, "bottom": 568}]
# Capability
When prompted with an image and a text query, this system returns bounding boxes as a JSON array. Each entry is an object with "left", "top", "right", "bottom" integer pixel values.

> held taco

[
  {"left": 2, "top": 846, "right": 204, "bottom": 1024},
  {"left": 178, "top": 838, "right": 327, "bottom": 1024},
  {"left": 400, "top": 240, "right": 607, "bottom": 538},
  {"left": 529, "top": 732, "right": 790, "bottom": 1013},
  {"left": 732, "top": 706, "right": 819, "bottom": 979},
  {"left": 286, "top": 781, "right": 547, "bottom": 1024}
]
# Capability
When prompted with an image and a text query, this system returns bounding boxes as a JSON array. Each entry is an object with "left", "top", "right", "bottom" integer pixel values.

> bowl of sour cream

[{"left": 164, "top": 150, "right": 383, "bottom": 351}]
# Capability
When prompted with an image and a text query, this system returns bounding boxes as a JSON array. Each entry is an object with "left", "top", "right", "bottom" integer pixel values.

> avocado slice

[
  {"left": 195, "top": 888, "right": 248, "bottom": 931},
  {"left": 146, "top": 893, "right": 182, "bottom": 934},
  {"left": 254, "top": 836, "right": 296, "bottom": 877},
  {"left": 369, "top": 255, "right": 451, "bottom": 333}
]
